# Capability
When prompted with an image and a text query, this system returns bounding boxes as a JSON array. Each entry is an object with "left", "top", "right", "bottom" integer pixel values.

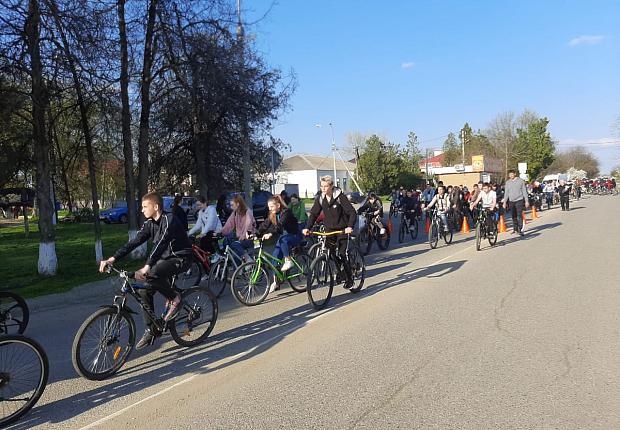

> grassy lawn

[{"left": 0, "top": 222, "right": 144, "bottom": 298}]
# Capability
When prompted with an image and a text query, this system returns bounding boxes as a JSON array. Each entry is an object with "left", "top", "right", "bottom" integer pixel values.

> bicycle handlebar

[{"left": 310, "top": 230, "right": 345, "bottom": 236}]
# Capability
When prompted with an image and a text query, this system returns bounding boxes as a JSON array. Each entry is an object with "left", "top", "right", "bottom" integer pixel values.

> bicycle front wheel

[
  {"left": 207, "top": 258, "right": 229, "bottom": 298},
  {"left": 72, "top": 307, "right": 136, "bottom": 381},
  {"left": 0, "top": 335, "right": 48, "bottom": 426},
  {"left": 170, "top": 286, "right": 218, "bottom": 347},
  {"left": 443, "top": 228, "right": 453, "bottom": 245},
  {"left": 287, "top": 253, "right": 310, "bottom": 293},
  {"left": 358, "top": 227, "right": 371, "bottom": 256},
  {"left": 475, "top": 223, "right": 482, "bottom": 251},
  {"left": 231, "top": 262, "right": 271, "bottom": 306},
  {"left": 347, "top": 246, "right": 366, "bottom": 293},
  {"left": 488, "top": 222, "right": 498, "bottom": 246},
  {"left": 307, "top": 255, "right": 334, "bottom": 310},
  {"left": 429, "top": 223, "right": 439, "bottom": 249},
  {"left": 0, "top": 292, "right": 29, "bottom": 334}
]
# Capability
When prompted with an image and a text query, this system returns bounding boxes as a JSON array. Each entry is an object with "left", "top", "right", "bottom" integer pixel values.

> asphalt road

[{"left": 8, "top": 194, "right": 620, "bottom": 430}]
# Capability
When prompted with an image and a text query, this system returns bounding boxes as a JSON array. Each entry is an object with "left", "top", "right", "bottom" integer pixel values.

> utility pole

[
  {"left": 237, "top": 0, "right": 252, "bottom": 201},
  {"left": 329, "top": 122, "right": 337, "bottom": 185},
  {"left": 461, "top": 129, "right": 466, "bottom": 166},
  {"left": 425, "top": 148, "right": 429, "bottom": 183}
]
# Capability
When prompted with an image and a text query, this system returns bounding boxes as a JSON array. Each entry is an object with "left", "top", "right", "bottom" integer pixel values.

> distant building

[
  {"left": 276, "top": 154, "right": 357, "bottom": 198},
  {"left": 419, "top": 152, "right": 445, "bottom": 175}
]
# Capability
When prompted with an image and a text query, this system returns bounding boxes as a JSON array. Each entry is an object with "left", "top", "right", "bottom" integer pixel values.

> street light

[{"left": 315, "top": 123, "right": 337, "bottom": 181}]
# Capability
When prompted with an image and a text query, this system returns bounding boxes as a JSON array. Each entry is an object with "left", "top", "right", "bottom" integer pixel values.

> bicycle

[
  {"left": 474, "top": 207, "right": 498, "bottom": 251},
  {"left": 426, "top": 207, "right": 453, "bottom": 249},
  {"left": 72, "top": 265, "right": 218, "bottom": 381},
  {"left": 0, "top": 334, "right": 48, "bottom": 426},
  {"left": 397, "top": 208, "right": 418, "bottom": 243},
  {"left": 207, "top": 238, "right": 252, "bottom": 298},
  {"left": 0, "top": 291, "right": 29, "bottom": 334},
  {"left": 357, "top": 212, "right": 390, "bottom": 255},
  {"left": 230, "top": 237, "right": 310, "bottom": 306},
  {"left": 306, "top": 231, "right": 365, "bottom": 310}
]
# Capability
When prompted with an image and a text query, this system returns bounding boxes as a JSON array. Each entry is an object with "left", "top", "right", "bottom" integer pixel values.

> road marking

[{"left": 80, "top": 240, "right": 475, "bottom": 429}]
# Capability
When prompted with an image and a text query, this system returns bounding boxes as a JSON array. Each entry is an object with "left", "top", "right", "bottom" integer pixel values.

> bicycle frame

[{"left": 251, "top": 240, "right": 305, "bottom": 283}]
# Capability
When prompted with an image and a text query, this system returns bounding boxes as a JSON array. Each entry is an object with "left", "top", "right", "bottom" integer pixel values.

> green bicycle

[{"left": 230, "top": 237, "right": 310, "bottom": 306}]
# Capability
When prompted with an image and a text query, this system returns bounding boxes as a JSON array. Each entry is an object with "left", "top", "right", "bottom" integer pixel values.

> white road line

[{"left": 80, "top": 239, "right": 476, "bottom": 429}]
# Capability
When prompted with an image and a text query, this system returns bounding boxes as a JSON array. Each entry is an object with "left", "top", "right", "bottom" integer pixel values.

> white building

[{"left": 276, "top": 154, "right": 357, "bottom": 198}]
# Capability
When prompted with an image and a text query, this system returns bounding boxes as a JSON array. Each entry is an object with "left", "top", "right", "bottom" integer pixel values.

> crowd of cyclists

[{"left": 98, "top": 171, "right": 616, "bottom": 351}]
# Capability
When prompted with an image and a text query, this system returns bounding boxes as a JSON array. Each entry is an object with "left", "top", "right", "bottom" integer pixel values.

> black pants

[
  {"left": 327, "top": 234, "right": 352, "bottom": 282},
  {"left": 200, "top": 231, "right": 218, "bottom": 254},
  {"left": 509, "top": 200, "right": 525, "bottom": 233},
  {"left": 137, "top": 257, "right": 189, "bottom": 333},
  {"left": 560, "top": 195, "right": 570, "bottom": 211}
]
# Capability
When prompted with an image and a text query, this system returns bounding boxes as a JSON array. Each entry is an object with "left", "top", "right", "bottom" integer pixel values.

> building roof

[
  {"left": 419, "top": 153, "right": 445, "bottom": 166},
  {"left": 280, "top": 154, "right": 356, "bottom": 172}
]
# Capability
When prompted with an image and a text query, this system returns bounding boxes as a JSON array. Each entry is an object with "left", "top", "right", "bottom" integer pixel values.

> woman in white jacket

[{"left": 189, "top": 196, "right": 222, "bottom": 260}]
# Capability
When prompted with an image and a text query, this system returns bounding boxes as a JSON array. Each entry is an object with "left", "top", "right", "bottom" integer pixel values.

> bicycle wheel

[
  {"left": 0, "top": 335, "right": 49, "bottom": 426},
  {"left": 443, "top": 228, "right": 453, "bottom": 245},
  {"left": 0, "top": 292, "right": 29, "bottom": 335},
  {"left": 398, "top": 217, "right": 406, "bottom": 243},
  {"left": 170, "top": 287, "right": 218, "bottom": 347},
  {"left": 307, "top": 243, "right": 322, "bottom": 261},
  {"left": 307, "top": 255, "right": 334, "bottom": 310},
  {"left": 176, "top": 260, "right": 202, "bottom": 289},
  {"left": 475, "top": 223, "right": 482, "bottom": 251},
  {"left": 287, "top": 253, "right": 310, "bottom": 293},
  {"left": 409, "top": 217, "right": 419, "bottom": 240},
  {"left": 72, "top": 307, "right": 136, "bottom": 381},
  {"left": 377, "top": 227, "right": 390, "bottom": 250},
  {"left": 347, "top": 246, "right": 366, "bottom": 293},
  {"left": 488, "top": 222, "right": 498, "bottom": 246},
  {"left": 207, "top": 258, "right": 229, "bottom": 298},
  {"left": 358, "top": 226, "right": 372, "bottom": 256},
  {"left": 428, "top": 222, "right": 439, "bottom": 249},
  {"left": 230, "top": 261, "right": 270, "bottom": 306}
]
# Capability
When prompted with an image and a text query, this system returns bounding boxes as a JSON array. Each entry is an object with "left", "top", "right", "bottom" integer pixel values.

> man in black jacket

[
  {"left": 99, "top": 192, "right": 193, "bottom": 349},
  {"left": 303, "top": 175, "right": 357, "bottom": 288},
  {"left": 557, "top": 180, "right": 572, "bottom": 211}
]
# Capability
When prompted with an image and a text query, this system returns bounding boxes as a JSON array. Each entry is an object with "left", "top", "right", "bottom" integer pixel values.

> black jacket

[
  {"left": 113, "top": 212, "right": 192, "bottom": 266},
  {"left": 557, "top": 184, "right": 572, "bottom": 197},
  {"left": 306, "top": 188, "right": 357, "bottom": 232},
  {"left": 172, "top": 205, "right": 188, "bottom": 231},
  {"left": 357, "top": 197, "right": 383, "bottom": 216},
  {"left": 399, "top": 196, "right": 418, "bottom": 211},
  {"left": 258, "top": 208, "right": 299, "bottom": 236}
]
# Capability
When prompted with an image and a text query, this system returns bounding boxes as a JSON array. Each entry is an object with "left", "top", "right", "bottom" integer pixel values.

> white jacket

[{"left": 189, "top": 204, "right": 222, "bottom": 236}]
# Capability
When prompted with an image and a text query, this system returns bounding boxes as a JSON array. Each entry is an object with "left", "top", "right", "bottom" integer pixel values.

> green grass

[{"left": 0, "top": 222, "right": 143, "bottom": 298}]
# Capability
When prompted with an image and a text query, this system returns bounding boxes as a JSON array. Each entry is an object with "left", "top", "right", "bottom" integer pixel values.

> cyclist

[
  {"left": 423, "top": 185, "right": 451, "bottom": 232},
  {"left": 220, "top": 195, "right": 256, "bottom": 264},
  {"left": 358, "top": 192, "right": 386, "bottom": 235},
  {"left": 303, "top": 175, "right": 357, "bottom": 289},
  {"left": 399, "top": 189, "right": 419, "bottom": 231},
  {"left": 189, "top": 196, "right": 222, "bottom": 263},
  {"left": 257, "top": 195, "right": 301, "bottom": 292},
  {"left": 469, "top": 182, "right": 497, "bottom": 233},
  {"left": 98, "top": 192, "right": 192, "bottom": 350}
]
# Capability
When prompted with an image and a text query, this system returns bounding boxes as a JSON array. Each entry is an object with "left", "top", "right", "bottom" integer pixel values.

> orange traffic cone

[
  {"left": 522, "top": 211, "right": 527, "bottom": 225},
  {"left": 498, "top": 214, "right": 507, "bottom": 233},
  {"left": 424, "top": 216, "right": 430, "bottom": 234},
  {"left": 461, "top": 216, "right": 470, "bottom": 233}
]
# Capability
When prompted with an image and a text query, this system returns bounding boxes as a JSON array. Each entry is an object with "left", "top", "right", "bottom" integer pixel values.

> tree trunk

[
  {"left": 137, "top": 0, "right": 158, "bottom": 202},
  {"left": 117, "top": 0, "right": 143, "bottom": 258},
  {"left": 48, "top": 0, "right": 103, "bottom": 261},
  {"left": 26, "top": 0, "right": 57, "bottom": 275}
]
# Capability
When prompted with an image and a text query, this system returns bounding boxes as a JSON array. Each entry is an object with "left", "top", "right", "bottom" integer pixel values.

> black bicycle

[
  {"left": 397, "top": 208, "right": 418, "bottom": 243},
  {"left": 357, "top": 212, "right": 390, "bottom": 255},
  {"left": 426, "top": 207, "right": 453, "bottom": 249},
  {"left": 0, "top": 334, "right": 49, "bottom": 426},
  {"left": 474, "top": 207, "right": 498, "bottom": 251},
  {"left": 72, "top": 265, "right": 218, "bottom": 380},
  {"left": 0, "top": 291, "right": 29, "bottom": 334},
  {"left": 306, "top": 231, "right": 365, "bottom": 310}
]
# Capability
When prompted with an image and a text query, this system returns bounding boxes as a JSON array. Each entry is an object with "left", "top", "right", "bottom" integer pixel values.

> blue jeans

[
  {"left": 274, "top": 232, "right": 302, "bottom": 260},
  {"left": 439, "top": 213, "right": 449, "bottom": 230},
  {"left": 223, "top": 234, "right": 253, "bottom": 264}
]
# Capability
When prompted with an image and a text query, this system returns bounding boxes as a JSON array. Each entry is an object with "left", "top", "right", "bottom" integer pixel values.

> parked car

[
  {"left": 99, "top": 200, "right": 138, "bottom": 224},
  {"left": 162, "top": 196, "right": 198, "bottom": 219},
  {"left": 346, "top": 192, "right": 364, "bottom": 204},
  {"left": 226, "top": 190, "right": 272, "bottom": 222}
]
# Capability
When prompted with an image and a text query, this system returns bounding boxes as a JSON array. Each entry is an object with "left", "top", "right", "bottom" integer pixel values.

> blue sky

[{"left": 246, "top": 0, "right": 620, "bottom": 173}]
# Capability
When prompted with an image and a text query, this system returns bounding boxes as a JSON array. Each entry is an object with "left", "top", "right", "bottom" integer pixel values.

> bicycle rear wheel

[
  {"left": 410, "top": 217, "right": 419, "bottom": 240},
  {"left": 207, "top": 258, "right": 229, "bottom": 298},
  {"left": 0, "top": 335, "right": 49, "bottom": 426},
  {"left": 347, "top": 246, "right": 366, "bottom": 293},
  {"left": 287, "top": 253, "right": 310, "bottom": 293},
  {"left": 307, "top": 255, "right": 334, "bottom": 310},
  {"left": 231, "top": 262, "right": 270, "bottom": 306},
  {"left": 398, "top": 217, "right": 406, "bottom": 243},
  {"left": 170, "top": 286, "right": 218, "bottom": 347},
  {"left": 72, "top": 307, "right": 135, "bottom": 381},
  {"left": 358, "top": 226, "right": 372, "bottom": 256},
  {"left": 0, "top": 292, "right": 29, "bottom": 335},
  {"left": 377, "top": 227, "right": 390, "bottom": 250}
]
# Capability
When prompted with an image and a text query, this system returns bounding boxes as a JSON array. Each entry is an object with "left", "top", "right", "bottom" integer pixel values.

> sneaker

[
  {"left": 379, "top": 228, "right": 386, "bottom": 235},
  {"left": 343, "top": 279, "right": 354, "bottom": 290},
  {"left": 164, "top": 294, "right": 182, "bottom": 321},
  {"left": 136, "top": 329, "right": 157, "bottom": 350},
  {"left": 269, "top": 280, "right": 279, "bottom": 293},
  {"left": 209, "top": 254, "right": 221, "bottom": 264},
  {"left": 200, "top": 274, "right": 209, "bottom": 282},
  {"left": 409, "top": 225, "right": 416, "bottom": 232},
  {"left": 281, "top": 259, "right": 294, "bottom": 272},
  {"left": 519, "top": 231, "right": 525, "bottom": 237}
]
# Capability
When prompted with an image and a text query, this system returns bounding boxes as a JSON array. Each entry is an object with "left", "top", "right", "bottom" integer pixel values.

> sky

[{"left": 244, "top": 0, "right": 620, "bottom": 173}]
